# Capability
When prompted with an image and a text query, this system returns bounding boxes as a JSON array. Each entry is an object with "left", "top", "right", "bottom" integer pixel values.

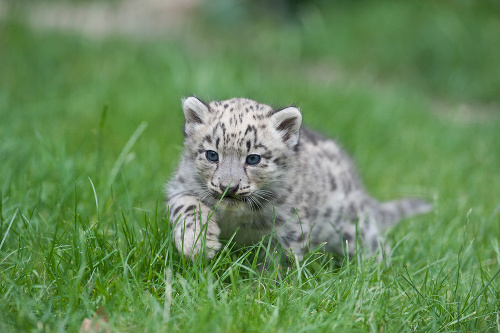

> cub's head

[{"left": 181, "top": 96, "right": 302, "bottom": 209}]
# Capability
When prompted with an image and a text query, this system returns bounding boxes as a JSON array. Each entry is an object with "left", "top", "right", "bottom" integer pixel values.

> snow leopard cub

[{"left": 166, "top": 96, "right": 431, "bottom": 260}]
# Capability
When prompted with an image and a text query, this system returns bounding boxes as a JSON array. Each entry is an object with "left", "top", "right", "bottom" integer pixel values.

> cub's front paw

[
  {"left": 173, "top": 221, "right": 222, "bottom": 260},
  {"left": 203, "top": 237, "right": 223, "bottom": 259}
]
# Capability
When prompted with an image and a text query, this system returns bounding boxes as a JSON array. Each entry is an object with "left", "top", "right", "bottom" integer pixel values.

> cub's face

[{"left": 181, "top": 97, "right": 302, "bottom": 209}]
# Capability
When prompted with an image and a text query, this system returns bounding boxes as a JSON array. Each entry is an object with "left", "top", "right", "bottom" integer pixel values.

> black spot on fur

[
  {"left": 244, "top": 125, "right": 256, "bottom": 136},
  {"left": 343, "top": 177, "right": 352, "bottom": 194},
  {"left": 342, "top": 232, "right": 353, "bottom": 243},
  {"left": 173, "top": 205, "right": 184, "bottom": 216},
  {"left": 346, "top": 204, "right": 358, "bottom": 222},
  {"left": 334, "top": 209, "right": 344, "bottom": 224},
  {"left": 329, "top": 174, "right": 337, "bottom": 190},
  {"left": 261, "top": 151, "right": 272, "bottom": 159},
  {"left": 281, "top": 238, "right": 290, "bottom": 249},
  {"left": 184, "top": 205, "right": 196, "bottom": 213},
  {"left": 273, "top": 157, "right": 286, "bottom": 167},
  {"left": 275, "top": 195, "right": 286, "bottom": 205},
  {"left": 303, "top": 207, "right": 311, "bottom": 219},
  {"left": 276, "top": 216, "right": 287, "bottom": 227},
  {"left": 283, "top": 231, "right": 296, "bottom": 244}
]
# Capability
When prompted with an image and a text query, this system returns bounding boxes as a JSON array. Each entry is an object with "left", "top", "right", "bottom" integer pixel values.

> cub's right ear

[{"left": 182, "top": 96, "right": 210, "bottom": 135}]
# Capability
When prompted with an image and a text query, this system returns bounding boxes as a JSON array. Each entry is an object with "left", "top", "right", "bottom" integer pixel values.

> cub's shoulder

[{"left": 300, "top": 127, "right": 329, "bottom": 145}]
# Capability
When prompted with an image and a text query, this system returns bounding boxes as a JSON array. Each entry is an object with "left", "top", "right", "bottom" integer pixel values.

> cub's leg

[
  {"left": 277, "top": 227, "right": 309, "bottom": 262},
  {"left": 167, "top": 195, "right": 221, "bottom": 259}
]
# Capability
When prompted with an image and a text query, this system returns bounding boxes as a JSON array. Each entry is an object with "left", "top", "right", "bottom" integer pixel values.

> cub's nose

[{"left": 219, "top": 183, "right": 238, "bottom": 195}]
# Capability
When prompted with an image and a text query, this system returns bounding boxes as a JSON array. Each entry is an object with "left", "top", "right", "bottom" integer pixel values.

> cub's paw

[
  {"left": 173, "top": 220, "right": 221, "bottom": 260},
  {"left": 203, "top": 237, "right": 223, "bottom": 259}
]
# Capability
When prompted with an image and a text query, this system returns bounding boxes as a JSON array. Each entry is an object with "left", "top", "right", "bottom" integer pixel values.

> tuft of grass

[{"left": 1, "top": 1, "right": 500, "bottom": 331}]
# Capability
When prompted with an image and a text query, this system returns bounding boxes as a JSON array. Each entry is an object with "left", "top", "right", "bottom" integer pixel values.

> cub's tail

[{"left": 378, "top": 198, "right": 432, "bottom": 229}]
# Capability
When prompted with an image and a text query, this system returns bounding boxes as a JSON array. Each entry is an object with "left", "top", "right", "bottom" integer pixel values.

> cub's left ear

[
  {"left": 182, "top": 96, "right": 210, "bottom": 136},
  {"left": 271, "top": 106, "right": 302, "bottom": 147}
]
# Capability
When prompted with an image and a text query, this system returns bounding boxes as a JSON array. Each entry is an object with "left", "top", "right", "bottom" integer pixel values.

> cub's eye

[
  {"left": 246, "top": 154, "right": 261, "bottom": 165},
  {"left": 205, "top": 150, "right": 219, "bottom": 162}
]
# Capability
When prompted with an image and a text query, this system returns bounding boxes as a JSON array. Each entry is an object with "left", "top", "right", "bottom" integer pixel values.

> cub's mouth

[{"left": 213, "top": 193, "right": 248, "bottom": 204}]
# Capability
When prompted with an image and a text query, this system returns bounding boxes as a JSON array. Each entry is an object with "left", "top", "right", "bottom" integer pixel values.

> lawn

[{"left": 1, "top": 1, "right": 499, "bottom": 331}]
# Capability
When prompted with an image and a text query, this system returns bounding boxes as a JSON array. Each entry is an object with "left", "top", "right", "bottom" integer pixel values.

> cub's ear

[
  {"left": 182, "top": 96, "right": 210, "bottom": 136},
  {"left": 270, "top": 106, "right": 302, "bottom": 147}
]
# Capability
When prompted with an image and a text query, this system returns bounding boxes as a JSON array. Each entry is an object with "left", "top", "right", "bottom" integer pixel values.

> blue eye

[
  {"left": 246, "top": 154, "right": 261, "bottom": 165},
  {"left": 206, "top": 150, "right": 219, "bottom": 162}
]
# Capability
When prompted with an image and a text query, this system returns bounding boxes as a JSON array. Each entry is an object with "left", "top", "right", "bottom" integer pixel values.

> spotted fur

[{"left": 166, "top": 96, "right": 432, "bottom": 260}]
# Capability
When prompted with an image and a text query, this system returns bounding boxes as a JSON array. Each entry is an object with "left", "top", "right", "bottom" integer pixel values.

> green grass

[{"left": 1, "top": 1, "right": 500, "bottom": 331}]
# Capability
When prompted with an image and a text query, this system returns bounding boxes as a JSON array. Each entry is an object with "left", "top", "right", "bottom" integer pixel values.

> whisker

[
  {"left": 250, "top": 195, "right": 265, "bottom": 211},
  {"left": 252, "top": 192, "right": 272, "bottom": 205},
  {"left": 248, "top": 198, "right": 257, "bottom": 212},
  {"left": 245, "top": 195, "right": 255, "bottom": 211},
  {"left": 255, "top": 190, "right": 276, "bottom": 202},
  {"left": 199, "top": 188, "right": 214, "bottom": 204},
  {"left": 257, "top": 189, "right": 276, "bottom": 197}
]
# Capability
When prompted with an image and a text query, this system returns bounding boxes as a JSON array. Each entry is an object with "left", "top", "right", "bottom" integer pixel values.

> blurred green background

[
  {"left": 1, "top": 0, "right": 499, "bottom": 331},
  {"left": 2, "top": 0, "right": 499, "bottom": 212}
]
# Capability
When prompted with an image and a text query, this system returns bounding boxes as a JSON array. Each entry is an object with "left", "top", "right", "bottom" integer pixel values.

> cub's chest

[{"left": 217, "top": 208, "right": 273, "bottom": 246}]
